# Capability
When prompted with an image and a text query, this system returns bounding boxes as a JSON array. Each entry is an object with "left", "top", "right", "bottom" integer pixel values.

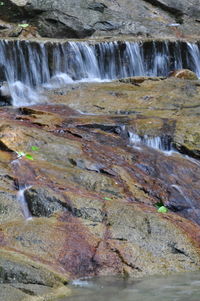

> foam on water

[
  {"left": 71, "top": 279, "right": 92, "bottom": 288},
  {"left": 43, "top": 73, "right": 74, "bottom": 89},
  {"left": 9, "top": 81, "right": 41, "bottom": 107}
]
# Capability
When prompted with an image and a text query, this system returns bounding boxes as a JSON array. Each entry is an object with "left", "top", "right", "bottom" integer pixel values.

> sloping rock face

[
  {"left": 144, "top": 0, "right": 200, "bottom": 18},
  {"left": 0, "top": 0, "right": 199, "bottom": 38},
  {"left": 0, "top": 76, "right": 200, "bottom": 300}
]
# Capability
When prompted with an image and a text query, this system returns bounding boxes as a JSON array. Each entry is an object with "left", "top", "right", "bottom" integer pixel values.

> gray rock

[
  {"left": 0, "top": 82, "right": 12, "bottom": 106},
  {"left": 0, "top": 284, "right": 28, "bottom": 301},
  {"left": 24, "top": 186, "right": 68, "bottom": 217},
  {"left": 1, "top": 0, "right": 200, "bottom": 39},
  {"left": 0, "top": 257, "right": 57, "bottom": 286},
  {"left": 34, "top": 10, "right": 95, "bottom": 38},
  {"left": 144, "top": 0, "right": 200, "bottom": 18}
]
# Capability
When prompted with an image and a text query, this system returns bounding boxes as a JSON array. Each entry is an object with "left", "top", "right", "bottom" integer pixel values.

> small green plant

[
  {"left": 16, "top": 145, "right": 40, "bottom": 160},
  {"left": 25, "top": 154, "right": 34, "bottom": 160},
  {"left": 155, "top": 201, "right": 168, "bottom": 213},
  {"left": 31, "top": 146, "right": 39, "bottom": 151},
  {"left": 0, "top": 2, "right": 4, "bottom": 6},
  {"left": 16, "top": 151, "right": 33, "bottom": 161},
  {"left": 157, "top": 206, "right": 168, "bottom": 213}
]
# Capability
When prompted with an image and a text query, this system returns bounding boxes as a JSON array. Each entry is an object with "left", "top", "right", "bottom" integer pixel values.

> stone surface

[
  {"left": 46, "top": 78, "right": 200, "bottom": 155},
  {"left": 144, "top": 0, "right": 200, "bottom": 18},
  {"left": 0, "top": 75, "right": 200, "bottom": 292},
  {"left": 0, "top": 285, "right": 28, "bottom": 301},
  {"left": 0, "top": 0, "right": 200, "bottom": 38},
  {"left": 0, "top": 283, "right": 70, "bottom": 301},
  {"left": 169, "top": 69, "right": 198, "bottom": 80}
]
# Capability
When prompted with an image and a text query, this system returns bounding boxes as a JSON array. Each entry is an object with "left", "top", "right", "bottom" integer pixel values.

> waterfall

[
  {"left": 129, "top": 132, "right": 173, "bottom": 152},
  {"left": 11, "top": 158, "right": 32, "bottom": 220},
  {"left": 17, "top": 186, "right": 32, "bottom": 220},
  {"left": 187, "top": 43, "right": 200, "bottom": 78},
  {"left": 96, "top": 41, "right": 145, "bottom": 79},
  {"left": 0, "top": 39, "right": 200, "bottom": 106}
]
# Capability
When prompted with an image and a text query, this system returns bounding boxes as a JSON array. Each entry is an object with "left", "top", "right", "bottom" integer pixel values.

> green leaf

[
  {"left": 25, "top": 154, "right": 34, "bottom": 160},
  {"left": 0, "top": 2, "right": 4, "bottom": 6},
  {"left": 157, "top": 206, "right": 168, "bottom": 213},
  {"left": 31, "top": 146, "right": 39, "bottom": 151},
  {"left": 104, "top": 197, "right": 112, "bottom": 201},
  {"left": 18, "top": 24, "right": 29, "bottom": 28}
]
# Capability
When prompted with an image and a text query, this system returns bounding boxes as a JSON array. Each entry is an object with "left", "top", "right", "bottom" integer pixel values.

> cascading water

[
  {"left": 128, "top": 132, "right": 173, "bottom": 153},
  {"left": 0, "top": 39, "right": 200, "bottom": 106},
  {"left": 17, "top": 186, "right": 32, "bottom": 220},
  {"left": 11, "top": 158, "right": 32, "bottom": 220},
  {"left": 187, "top": 42, "right": 200, "bottom": 78},
  {"left": 95, "top": 41, "right": 145, "bottom": 79}
]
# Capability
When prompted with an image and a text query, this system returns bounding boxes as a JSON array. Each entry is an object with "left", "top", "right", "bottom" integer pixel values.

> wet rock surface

[
  {"left": 0, "top": 2, "right": 199, "bottom": 297},
  {"left": 0, "top": 75, "right": 200, "bottom": 300}
]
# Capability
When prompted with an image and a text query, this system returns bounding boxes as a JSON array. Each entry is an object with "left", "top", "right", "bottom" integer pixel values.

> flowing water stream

[
  {"left": 0, "top": 40, "right": 200, "bottom": 106},
  {"left": 11, "top": 158, "right": 32, "bottom": 220},
  {"left": 16, "top": 186, "right": 32, "bottom": 220},
  {"left": 128, "top": 132, "right": 173, "bottom": 152},
  {"left": 57, "top": 272, "right": 200, "bottom": 301}
]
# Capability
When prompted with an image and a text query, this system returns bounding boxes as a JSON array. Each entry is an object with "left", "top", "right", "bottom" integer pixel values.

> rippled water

[{"left": 58, "top": 272, "right": 200, "bottom": 301}]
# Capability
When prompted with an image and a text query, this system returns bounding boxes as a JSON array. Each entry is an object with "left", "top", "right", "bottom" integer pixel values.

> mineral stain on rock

[{"left": 0, "top": 77, "right": 200, "bottom": 289}]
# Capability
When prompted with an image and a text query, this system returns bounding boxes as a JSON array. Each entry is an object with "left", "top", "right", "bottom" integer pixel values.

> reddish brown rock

[{"left": 0, "top": 77, "right": 200, "bottom": 294}]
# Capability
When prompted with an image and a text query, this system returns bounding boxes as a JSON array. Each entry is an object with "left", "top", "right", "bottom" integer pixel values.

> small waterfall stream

[
  {"left": 187, "top": 43, "right": 200, "bottom": 78},
  {"left": 11, "top": 158, "right": 32, "bottom": 220},
  {"left": 128, "top": 132, "right": 174, "bottom": 153},
  {"left": 0, "top": 40, "right": 200, "bottom": 106},
  {"left": 16, "top": 186, "right": 32, "bottom": 220}
]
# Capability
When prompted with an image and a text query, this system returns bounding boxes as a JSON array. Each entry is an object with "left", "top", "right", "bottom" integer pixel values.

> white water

[
  {"left": 128, "top": 132, "right": 173, "bottom": 153},
  {"left": 43, "top": 73, "right": 74, "bottom": 89},
  {"left": 72, "top": 279, "right": 92, "bottom": 288},
  {"left": 187, "top": 43, "right": 200, "bottom": 78},
  {"left": 11, "top": 158, "right": 32, "bottom": 220},
  {"left": 0, "top": 40, "right": 200, "bottom": 106},
  {"left": 17, "top": 186, "right": 32, "bottom": 220}
]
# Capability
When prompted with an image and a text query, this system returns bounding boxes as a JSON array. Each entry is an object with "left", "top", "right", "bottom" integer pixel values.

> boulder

[
  {"left": 34, "top": 10, "right": 95, "bottom": 39},
  {"left": 0, "top": 82, "right": 12, "bottom": 106},
  {"left": 169, "top": 69, "right": 199, "bottom": 80}
]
